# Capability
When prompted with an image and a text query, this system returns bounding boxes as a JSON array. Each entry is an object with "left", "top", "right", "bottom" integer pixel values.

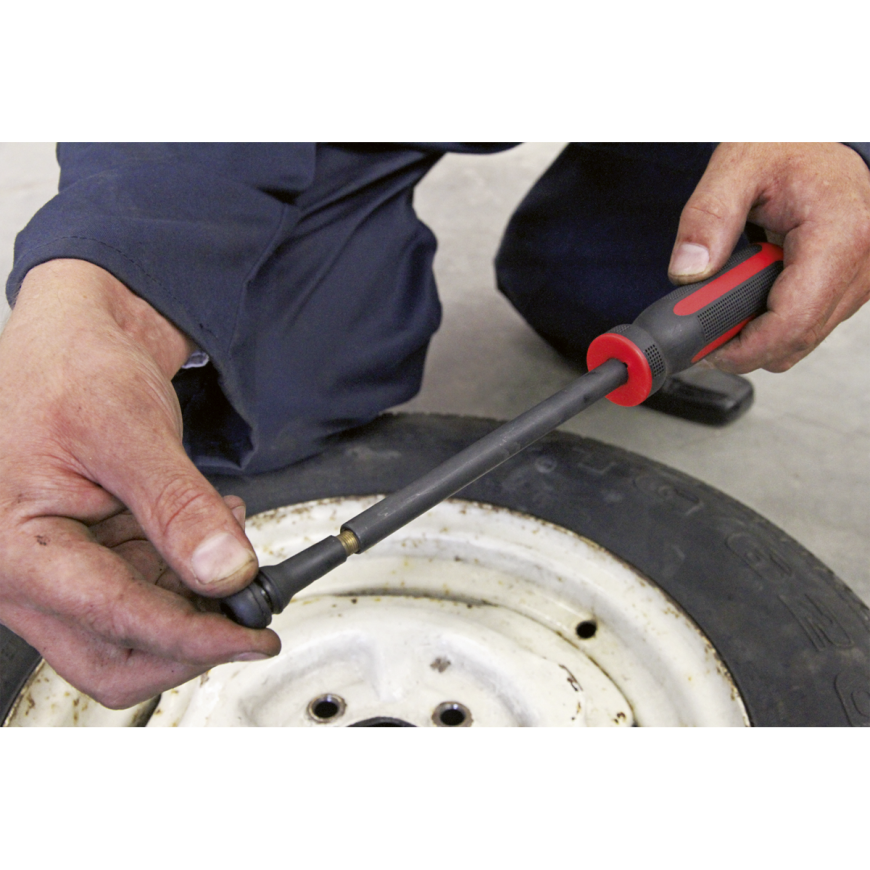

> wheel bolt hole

[
  {"left": 308, "top": 694, "right": 346, "bottom": 722},
  {"left": 576, "top": 620, "right": 597, "bottom": 639},
  {"left": 440, "top": 708, "right": 465, "bottom": 726},
  {"left": 433, "top": 701, "right": 472, "bottom": 727},
  {"left": 314, "top": 700, "right": 339, "bottom": 718}
]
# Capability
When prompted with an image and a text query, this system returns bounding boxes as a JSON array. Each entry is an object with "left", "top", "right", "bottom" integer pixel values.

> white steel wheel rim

[{"left": 5, "top": 498, "right": 749, "bottom": 727}]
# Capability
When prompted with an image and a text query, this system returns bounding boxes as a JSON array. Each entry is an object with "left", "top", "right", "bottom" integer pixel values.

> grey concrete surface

[
  {"left": 0, "top": 143, "right": 59, "bottom": 330},
  {"left": 1, "top": 142, "right": 867, "bottom": 608}
]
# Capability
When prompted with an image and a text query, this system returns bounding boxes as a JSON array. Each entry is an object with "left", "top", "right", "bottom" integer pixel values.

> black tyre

[{"left": 2, "top": 413, "right": 868, "bottom": 726}]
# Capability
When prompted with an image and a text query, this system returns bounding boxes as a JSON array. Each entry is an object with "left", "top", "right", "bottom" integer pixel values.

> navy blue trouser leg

[
  {"left": 176, "top": 145, "right": 446, "bottom": 474},
  {"left": 495, "top": 143, "right": 721, "bottom": 364}
]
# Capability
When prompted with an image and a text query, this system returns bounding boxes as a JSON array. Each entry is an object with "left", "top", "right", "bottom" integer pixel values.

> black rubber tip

[
  {"left": 220, "top": 580, "right": 274, "bottom": 629},
  {"left": 259, "top": 536, "right": 350, "bottom": 611}
]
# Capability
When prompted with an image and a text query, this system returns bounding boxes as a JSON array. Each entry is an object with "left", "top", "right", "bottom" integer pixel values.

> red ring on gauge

[{"left": 587, "top": 333, "right": 653, "bottom": 407}]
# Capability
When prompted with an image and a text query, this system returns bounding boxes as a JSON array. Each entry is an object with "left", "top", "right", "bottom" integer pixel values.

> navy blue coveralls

[{"left": 7, "top": 143, "right": 868, "bottom": 476}]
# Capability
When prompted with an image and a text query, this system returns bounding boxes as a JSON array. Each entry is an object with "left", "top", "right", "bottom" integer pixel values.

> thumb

[
  {"left": 109, "top": 441, "right": 258, "bottom": 598},
  {"left": 669, "top": 145, "right": 761, "bottom": 284}
]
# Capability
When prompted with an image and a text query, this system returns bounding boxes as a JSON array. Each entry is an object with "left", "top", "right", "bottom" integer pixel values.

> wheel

[{"left": 2, "top": 413, "right": 868, "bottom": 726}]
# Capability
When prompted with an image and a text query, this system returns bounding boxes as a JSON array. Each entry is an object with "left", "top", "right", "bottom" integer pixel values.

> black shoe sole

[{"left": 641, "top": 368, "right": 754, "bottom": 426}]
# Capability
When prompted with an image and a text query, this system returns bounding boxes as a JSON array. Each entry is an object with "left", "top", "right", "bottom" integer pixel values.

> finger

[
  {"left": 107, "top": 539, "right": 196, "bottom": 601},
  {"left": 91, "top": 499, "right": 249, "bottom": 600},
  {"left": 224, "top": 495, "right": 247, "bottom": 529},
  {"left": 706, "top": 227, "right": 861, "bottom": 372},
  {"left": 90, "top": 510, "right": 149, "bottom": 548},
  {"left": 669, "top": 144, "right": 761, "bottom": 283},
  {"left": 94, "top": 434, "right": 259, "bottom": 598},
  {"left": 11, "top": 516, "right": 281, "bottom": 666},
  {"left": 112, "top": 538, "right": 169, "bottom": 582},
  {"left": 8, "top": 605, "right": 221, "bottom": 709},
  {"left": 92, "top": 495, "right": 247, "bottom": 548}
]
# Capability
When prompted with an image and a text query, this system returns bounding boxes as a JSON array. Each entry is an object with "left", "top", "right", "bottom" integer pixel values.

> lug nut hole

[
  {"left": 433, "top": 701, "right": 472, "bottom": 727},
  {"left": 308, "top": 694, "right": 346, "bottom": 722},
  {"left": 576, "top": 620, "right": 598, "bottom": 639}
]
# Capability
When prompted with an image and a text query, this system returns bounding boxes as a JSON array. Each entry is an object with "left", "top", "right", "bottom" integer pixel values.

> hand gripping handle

[{"left": 586, "top": 242, "right": 784, "bottom": 406}]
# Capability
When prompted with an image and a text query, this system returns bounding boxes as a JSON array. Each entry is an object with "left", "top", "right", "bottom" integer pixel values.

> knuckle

[
  {"left": 222, "top": 494, "right": 246, "bottom": 511},
  {"left": 151, "top": 476, "right": 213, "bottom": 538},
  {"left": 71, "top": 667, "right": 136, "bottom": 710},
  {"left": 765, "top": 356, "right": 800, "bottom": 373},
  {"left": 788, "top": 332, "right": 814, "bottom": 355},
  {"left": 75, "top": 596, "right": 136, "bottom": 647},
  {"left": 793, "top": 322, "right": 825, "bottom": 355},
  {"left": 99, "top": 686, "right": 152, "bottom": 710},
  {"left": 768, "top": 327, "right": 821, "bottom": 370},
  {"left": 684, "top": 192, "right": 732, "bottom": 225},
  {"left": 88, "top": 684, "right": 134, "bottom": 710},
  {"left": 162, "top": 616, "right": 212, "bottom": 664},
  {"left": 175, "top": 622, "right": 242, "bottom": 668}
]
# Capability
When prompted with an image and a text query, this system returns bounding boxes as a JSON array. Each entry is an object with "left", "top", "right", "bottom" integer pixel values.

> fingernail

[
  {"left": 231, "top": 505, "right": 246, "bottom": 527},
  {"left": 670, "top": 243, "right": 710, "bottom": 277},
  {"left": 232, "top": 652, "right": 271, "bottom": 662},
  {"left": 191, "top": 532, "right": 254, "bottom": 585}
]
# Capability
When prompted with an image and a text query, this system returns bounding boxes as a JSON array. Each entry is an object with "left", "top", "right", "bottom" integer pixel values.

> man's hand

[
  {"left": 668, "top": 143, "right": 870, "bottom": 373},
  {"left": 0, "top": 259, "right": 280, "bottom": 709}
]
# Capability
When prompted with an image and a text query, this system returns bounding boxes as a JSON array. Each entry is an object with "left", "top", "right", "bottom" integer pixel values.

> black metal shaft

[
  {"left": 221, "top": 359, "right": 627, "bottom": 627},
  {"left": 343, "top": 359, "right": 627, "bottom": 551}
]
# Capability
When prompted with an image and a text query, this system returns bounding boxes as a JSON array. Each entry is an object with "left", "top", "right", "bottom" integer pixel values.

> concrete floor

[{"left": 1, "top": 142, "right": 868, "bottom": 607}]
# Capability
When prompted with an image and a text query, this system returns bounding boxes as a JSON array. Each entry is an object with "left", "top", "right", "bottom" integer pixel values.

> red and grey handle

[{"left": 587, "top": 242, "right": 784, "bottom": 406}]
